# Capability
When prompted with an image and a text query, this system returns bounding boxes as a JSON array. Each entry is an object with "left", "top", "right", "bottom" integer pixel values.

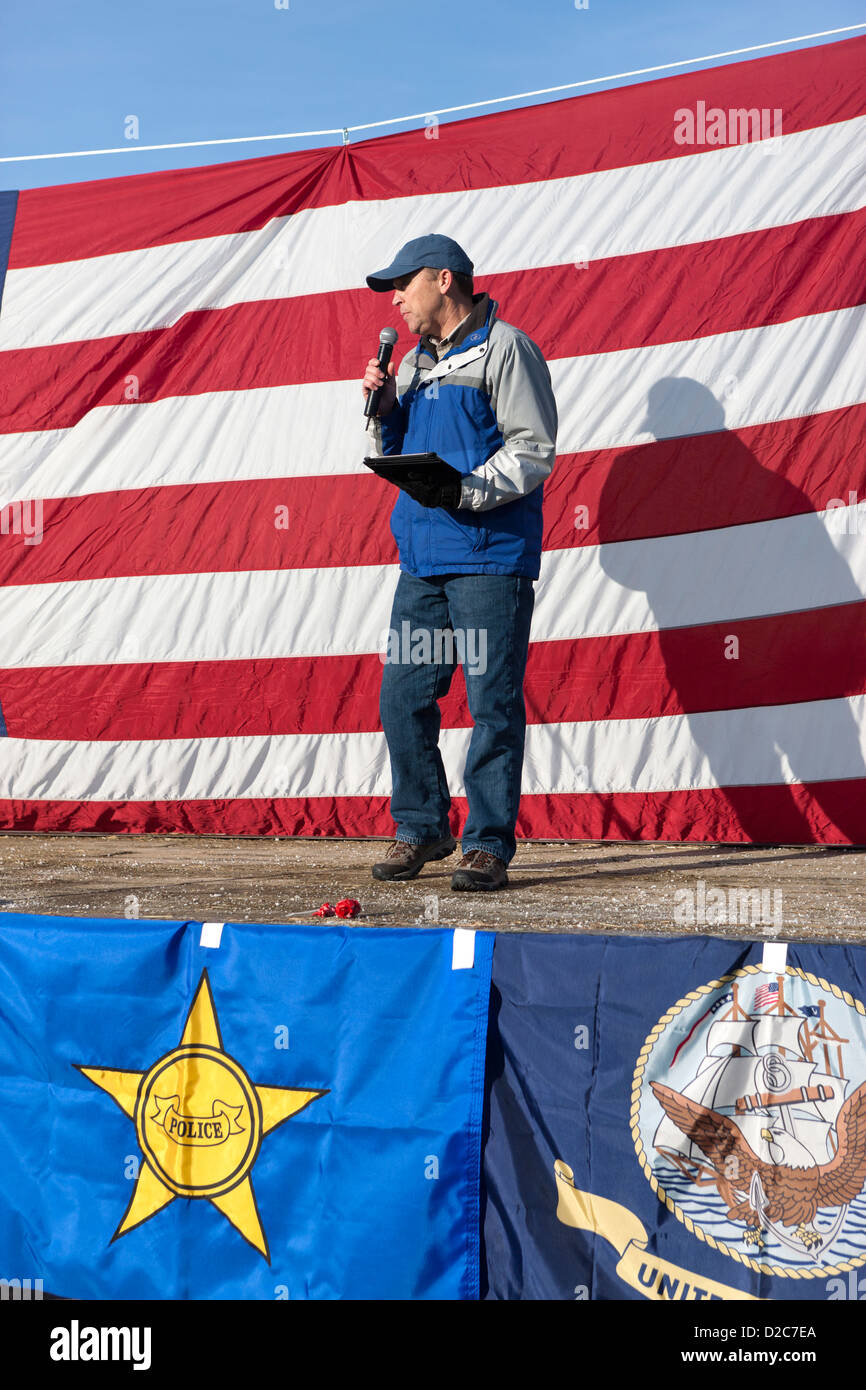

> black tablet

[{"left": 363, "top": 452, "right": 463, "bottom": 490}]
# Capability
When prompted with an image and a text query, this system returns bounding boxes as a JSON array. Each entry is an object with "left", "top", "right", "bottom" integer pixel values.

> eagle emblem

[
  {"left": 651, "top": 1078, "right": 866, "bottom": 1256},
  {"left": 633, "top": 967, "right": 866, "bottom": 1274}
]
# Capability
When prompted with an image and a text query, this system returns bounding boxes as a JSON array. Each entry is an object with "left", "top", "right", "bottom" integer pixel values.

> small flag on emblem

[{"left": 753, "top": 982, "right": 779, "bottom": 1011}]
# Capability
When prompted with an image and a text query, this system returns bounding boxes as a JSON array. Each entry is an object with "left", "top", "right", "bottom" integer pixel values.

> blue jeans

[{"left": 379, "top": 571, "right": 535, "bottom": 864}]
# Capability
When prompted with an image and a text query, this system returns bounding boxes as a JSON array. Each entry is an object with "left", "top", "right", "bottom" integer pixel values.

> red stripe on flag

[
  {"left": 0, "top": 406, "right": 862, "bottom": 586},
  {"left": 546, "top": 405, "right": 866, "bottom": 549},
  {"left": 2, "top": 600, "right": 864, "bottom": 740},
  {"left": 4, "top": 209, "right": 865, "bottom": 434},
  {"left": 0, "top": 778, "right": 863, "bottom": 842},
  {"left": 0, "top": 477, "right": 399, "bottom": 584},
  {"left": 10, "top": 36, "right": 866, "bottom": 266}
]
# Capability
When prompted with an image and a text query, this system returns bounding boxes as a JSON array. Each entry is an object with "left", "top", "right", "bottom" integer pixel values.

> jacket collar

[{"left": 417, "top": 293, "right": 497, "bottom": 363}]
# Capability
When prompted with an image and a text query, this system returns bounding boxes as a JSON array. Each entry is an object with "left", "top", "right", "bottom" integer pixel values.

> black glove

[{"left": 399, "top": 471, "right": 462, "bottom": 510}]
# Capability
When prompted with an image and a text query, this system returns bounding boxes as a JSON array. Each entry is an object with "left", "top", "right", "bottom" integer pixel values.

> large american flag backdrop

[{"left": 0, "top": 37, "right": 864, "bottom": 843}]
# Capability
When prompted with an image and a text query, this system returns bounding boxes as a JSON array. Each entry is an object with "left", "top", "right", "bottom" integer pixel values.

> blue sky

[{"left": 1, "top": 0, "right": 864, "bottom": 190}]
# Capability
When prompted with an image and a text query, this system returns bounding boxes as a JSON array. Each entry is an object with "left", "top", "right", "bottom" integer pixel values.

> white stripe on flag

[
  {"left": 0, "top": 693, "right": 864, "bottom": 800},
  {"left": 1, "top": 305, "right": 865, "bottom": 502},
  {"left": 0, "top": 500, "right": 863, "bottom": 667},
  {"left": 1, "top": 116, "right": 863, "bottom": 350}
]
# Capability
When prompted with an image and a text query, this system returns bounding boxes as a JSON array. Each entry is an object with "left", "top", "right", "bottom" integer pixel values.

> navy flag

[{"left": 483, "top": 934, "right": 866, "bottom": 1301}]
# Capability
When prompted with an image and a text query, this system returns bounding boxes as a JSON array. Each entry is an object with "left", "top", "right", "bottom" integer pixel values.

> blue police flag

[{"left": 0, "top": 914, "right": 493, "bottom": 1299}]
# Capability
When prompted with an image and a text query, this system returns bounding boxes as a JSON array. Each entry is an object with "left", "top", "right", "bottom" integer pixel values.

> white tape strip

[
  {"left": 761, "top": 940, "right": 788, "bottom": 973},
  {"left": 452, "top": 929, "right": 476, "bottom": 970},
  {"left": 199, "top": 921, "right": 225, "bottom": 949}
]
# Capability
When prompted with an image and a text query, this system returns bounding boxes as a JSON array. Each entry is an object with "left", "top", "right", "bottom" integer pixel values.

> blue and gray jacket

[{"left": 365, "top": 294, "right": 558, "bottom": 579}]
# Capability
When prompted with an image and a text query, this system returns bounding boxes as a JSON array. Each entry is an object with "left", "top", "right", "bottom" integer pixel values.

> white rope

[{"left": 1, "top": 22, "right": 864, "bottom": 165}]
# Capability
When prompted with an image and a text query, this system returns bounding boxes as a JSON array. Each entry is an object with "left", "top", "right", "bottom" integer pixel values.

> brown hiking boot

[
  {"left": 371, "top": 835, "right": 457, "bottom": 882},
  {"left": 450, "top": 850, "right": 508, "bottom": 892}
]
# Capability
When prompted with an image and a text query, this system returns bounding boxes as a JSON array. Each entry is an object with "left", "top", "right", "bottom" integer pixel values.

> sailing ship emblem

[{"left": 632, "top": 965, "right": 866, "bottom": 1276}]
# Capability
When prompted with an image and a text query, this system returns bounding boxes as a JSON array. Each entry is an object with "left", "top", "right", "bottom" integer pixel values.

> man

[{"left": 362, "top": 234, "right": 557, "bottom": 890}]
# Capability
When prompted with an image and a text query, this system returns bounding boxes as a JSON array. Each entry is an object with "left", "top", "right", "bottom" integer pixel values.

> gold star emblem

[{"left": 76, "top": 970, "right": 328, "bottom": 1261}]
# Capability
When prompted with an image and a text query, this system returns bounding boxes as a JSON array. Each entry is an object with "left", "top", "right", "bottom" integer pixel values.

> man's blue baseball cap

[{"left": 366, "top": 234, "right": 474, "bottom": 292}]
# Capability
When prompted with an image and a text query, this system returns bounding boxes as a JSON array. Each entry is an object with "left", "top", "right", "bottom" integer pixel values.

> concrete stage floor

[{"left": 0, "top": 833, "right": 864, "bottom": 943}]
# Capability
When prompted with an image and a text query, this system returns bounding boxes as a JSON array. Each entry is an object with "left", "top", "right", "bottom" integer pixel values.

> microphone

[{"left": 364, "top": 327, "right": 399, "bottom": 418}]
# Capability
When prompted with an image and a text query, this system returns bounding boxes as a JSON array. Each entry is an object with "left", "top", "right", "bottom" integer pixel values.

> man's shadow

[{"left": 597, "top": 378, "right": 866, "bottom": 844}]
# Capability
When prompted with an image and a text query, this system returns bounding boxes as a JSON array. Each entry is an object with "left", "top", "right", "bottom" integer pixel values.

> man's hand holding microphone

[
  {"left": 362, "top": 327, "right": 462, "bottom": 510},
  {"left": 362, "top": 356, "right": 397, "bottom": 415},
  {"left": 362, "top": 327, "right": 399, "bottom": 419}
]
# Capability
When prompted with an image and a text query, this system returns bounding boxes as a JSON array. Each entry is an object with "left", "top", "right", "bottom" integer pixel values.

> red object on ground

[
  {"left": 334, "top": 898, "right": 361, "bottom": 919},
  {"left": 313, "top": 901, "right": 335, "bottom": 917}
]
